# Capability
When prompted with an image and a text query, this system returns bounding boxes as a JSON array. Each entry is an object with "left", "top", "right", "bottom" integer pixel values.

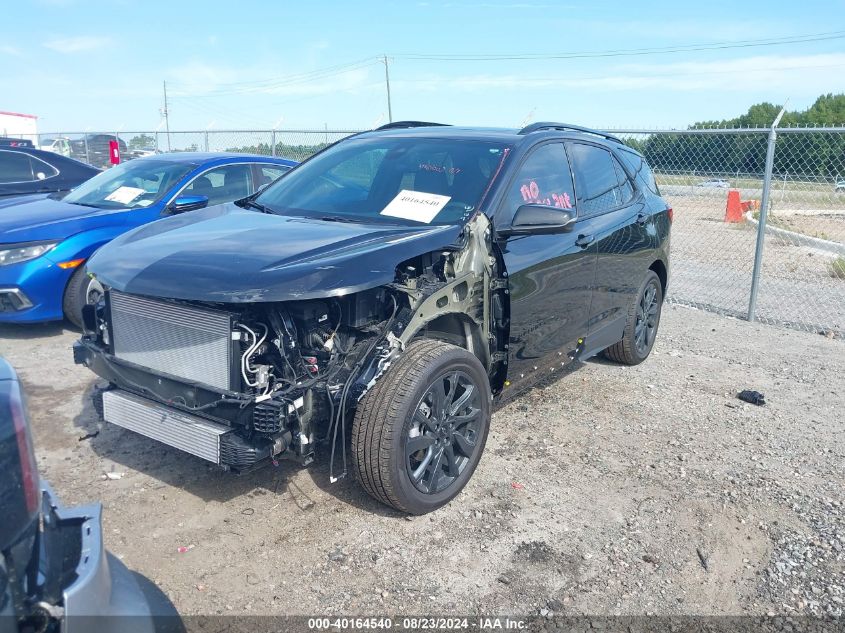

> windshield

[
  {"left": 255, "top": 137, "right": 510, "bottom": 225},
  {"left": 63, "top": 159, "right": 195, "bottom": 209}
]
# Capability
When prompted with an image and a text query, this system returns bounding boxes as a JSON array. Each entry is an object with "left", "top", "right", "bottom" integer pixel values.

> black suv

[
  {"left": 74, "top": 122, "right": 671, "bottom": 514},
  {"left": 69, "top": 135, "right": 127, "bottom": 169}
]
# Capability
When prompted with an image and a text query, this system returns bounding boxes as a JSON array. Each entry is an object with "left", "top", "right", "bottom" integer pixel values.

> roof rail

[
  {"left": 374, "top": 121, "right": 451, "bottom": 131},
  {"left": 518, "top": 122, "right": 623, "bottom": 144}
]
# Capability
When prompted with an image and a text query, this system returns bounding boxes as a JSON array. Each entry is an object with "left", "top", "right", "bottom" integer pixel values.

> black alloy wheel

[
  {"left": 405, "top": 370, "right": 483, "bottom": 495},
  {"left": 634, "top": 279, "right": 660, "bottom": 356},
  {"left": 352, "top": 339, "right": 492, "bottom": 514},
  {"left": 603, "top": 269, "right": 663, "bottom": 366}
]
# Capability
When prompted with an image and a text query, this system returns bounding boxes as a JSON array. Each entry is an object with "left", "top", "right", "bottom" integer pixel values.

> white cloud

[
  {"left": 43, "top": 36, "right": 112, "bottom": 53},
  {"left": 166, "top": 61, "right": 376, "bottom": 99},
  {"left": 394, "top": 53, "right": 845, "bottom": 94},
  {"left": 0, "top": 45, "right": 22, "bottom": 57}
]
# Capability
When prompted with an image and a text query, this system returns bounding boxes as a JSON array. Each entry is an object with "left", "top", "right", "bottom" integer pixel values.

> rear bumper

[{"left": 39, "top": 484, "right": 178, "bottom": 633}]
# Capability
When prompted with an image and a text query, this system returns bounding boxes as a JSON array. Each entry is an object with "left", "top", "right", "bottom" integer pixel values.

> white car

[
  {"left": 39, "top": 137, "right": 72, "bottom": 157},
  {"left": 697, "top": 178, "right": 730, "bottom": 188}
]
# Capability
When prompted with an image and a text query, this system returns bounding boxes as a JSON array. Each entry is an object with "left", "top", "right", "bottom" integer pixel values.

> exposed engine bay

[{"left": 74, "top": 214, "right": 510, "bottom": 478}]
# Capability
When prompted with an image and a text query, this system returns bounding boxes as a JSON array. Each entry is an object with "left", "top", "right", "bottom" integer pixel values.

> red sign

[{"left": 109, "top": 140, "right": 120, "bottom": 165}]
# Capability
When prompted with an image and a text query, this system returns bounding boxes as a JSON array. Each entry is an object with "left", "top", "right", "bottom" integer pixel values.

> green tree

[
  {"left": 128, "top": 133, "right": 156, "bottom": 150},
  {"left": 639, "top": 94, "right": 845, "bottom": 179}
]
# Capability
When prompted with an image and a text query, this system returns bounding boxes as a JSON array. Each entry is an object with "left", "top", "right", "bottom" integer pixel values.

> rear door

[
  {"left": 566, "top": 141, "right": 649, "bottom": 354},
  {"left": 498, "top": 142, "right": 597, "bottom": 391}
]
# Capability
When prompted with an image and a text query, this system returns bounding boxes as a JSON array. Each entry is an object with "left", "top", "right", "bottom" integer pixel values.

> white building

[{"left": 0, "top": 110, "right": 38, "bottom": 138}]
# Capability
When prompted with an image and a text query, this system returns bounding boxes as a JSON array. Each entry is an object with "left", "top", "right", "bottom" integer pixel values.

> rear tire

[
  {"left": 603, "top": 270, "right": 663, "bottom": 366},
  {"left": 351, "top": 339, "right": 491, "bottom": 514}
]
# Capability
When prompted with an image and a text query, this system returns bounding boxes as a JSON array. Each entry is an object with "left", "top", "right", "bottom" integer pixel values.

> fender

[
  {"left": 44, "top": 225, "right": 137, "bottom": 269},
  {"left": 353, "top": 213, "right": 500, "bottom": 402}
]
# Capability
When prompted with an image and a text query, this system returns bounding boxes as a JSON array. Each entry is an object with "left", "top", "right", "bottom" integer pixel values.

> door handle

[
  {"left": 575, "top": 234, "right": 594, "bottom": 248},
  {"left": 635, "top": 212, "right": 649, "bottom": 226}
]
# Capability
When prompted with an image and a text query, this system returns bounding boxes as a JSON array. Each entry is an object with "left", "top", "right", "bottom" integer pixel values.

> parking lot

[{"left": 2, "top": 303, "right": 842, "bottom": 618}]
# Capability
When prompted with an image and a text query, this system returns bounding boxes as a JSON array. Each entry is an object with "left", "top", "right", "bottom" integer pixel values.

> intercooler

[
  {"left": 109, "top": 291, "right": 235, "bottom": 391},
  {"left": 102, "top": 390, "right": 230, "bottom": 463}
]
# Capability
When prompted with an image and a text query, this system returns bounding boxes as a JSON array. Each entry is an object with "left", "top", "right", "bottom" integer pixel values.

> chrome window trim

[
  {"left": 163, "top": 161, "right": 258, "bottom": 209},
  {"left": 0, "top": 149, "right": 60, "bottom": 185}
]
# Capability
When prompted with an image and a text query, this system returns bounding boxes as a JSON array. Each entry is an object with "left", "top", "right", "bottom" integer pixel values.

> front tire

[
  {"left": 603, "top": 270, "right": 663, "bottom": 366},
  {"left": 351, "top": 339, "right": 492, "bottom": 514},
  {"left": 63, "top": 267, "right": 88, "bottom": 328}
]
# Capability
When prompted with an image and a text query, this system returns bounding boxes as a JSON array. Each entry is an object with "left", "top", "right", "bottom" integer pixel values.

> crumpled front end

[{"left": 74, "top": 213, "right": 509, "bottom": 480}]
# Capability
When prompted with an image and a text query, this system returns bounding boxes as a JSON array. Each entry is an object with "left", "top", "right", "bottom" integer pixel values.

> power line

[
  {"left": 393, "top": 61, "right": 845, "bottom": 85},
  {"left": 395, "top": 30, "right": 845, "bottom": 61},
  {"left": 168, "top": 58, "right": 382, "bottom": 97}
]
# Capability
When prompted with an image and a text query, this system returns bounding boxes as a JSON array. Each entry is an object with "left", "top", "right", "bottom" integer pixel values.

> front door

[{"left": 497, "top": 142, "right": 597, "bottom": 393}]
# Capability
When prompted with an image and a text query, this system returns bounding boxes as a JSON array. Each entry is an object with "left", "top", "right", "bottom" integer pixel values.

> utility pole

[
  {"left": 162, "top": 80, "right": 171, "bottom": 151},
  {"left": 382, "top": 55, "right": 393, "bottom": 123}
]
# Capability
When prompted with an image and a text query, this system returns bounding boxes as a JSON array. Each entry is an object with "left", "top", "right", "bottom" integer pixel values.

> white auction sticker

[
  {"left": 104, "top": 186, "right": 147, "bottom": 205},
  {"left": 380, "top": 189, "right": 451, "bottom": 224}
]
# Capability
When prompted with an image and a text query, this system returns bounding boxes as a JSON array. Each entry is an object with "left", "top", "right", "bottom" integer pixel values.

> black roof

[{"left": 358, "top": 121, "right": 626, "bottom": 147}]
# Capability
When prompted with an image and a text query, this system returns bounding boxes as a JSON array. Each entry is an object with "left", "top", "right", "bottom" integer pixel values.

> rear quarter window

[{"left": 618, "top": 149, "right": 660, "bottom": 195}]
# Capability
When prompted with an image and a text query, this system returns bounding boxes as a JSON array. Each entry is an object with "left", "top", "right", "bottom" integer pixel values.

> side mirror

[
  {"left": 168, "top": 195, "right": 208, "bottom": 214},
  {"left": 502, "top": 204, "right": 576, "bottom": 236}
]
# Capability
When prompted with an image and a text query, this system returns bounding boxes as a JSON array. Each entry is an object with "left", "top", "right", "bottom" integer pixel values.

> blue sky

[{"left": 2, "top": 0, "right": 845, "bottom": 133}]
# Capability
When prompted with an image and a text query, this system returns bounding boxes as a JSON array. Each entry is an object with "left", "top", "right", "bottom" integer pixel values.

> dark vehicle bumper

[{"left": 40, "top": 484, "right": 178, "bottom": 633}]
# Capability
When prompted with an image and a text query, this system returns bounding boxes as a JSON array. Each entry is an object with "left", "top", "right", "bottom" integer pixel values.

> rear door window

[
  {"left": 0, "top": 151, "right": 35, "bottom": 183},
  {"left": 504, "top": 143, "right": 575, "bottom": 220},
  {"left": 184, "top": 163, "right": 255, "bottom": 206},
  {"left": 567, "top": 143, "right": 633, "bottom": 216}
]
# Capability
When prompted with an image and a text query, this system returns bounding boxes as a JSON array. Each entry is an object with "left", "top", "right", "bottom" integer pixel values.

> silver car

[{"left": 0, "top": 358, "right": 181, "bottom": 633}]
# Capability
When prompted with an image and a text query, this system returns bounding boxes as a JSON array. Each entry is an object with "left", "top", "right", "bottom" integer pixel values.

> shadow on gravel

[
  {"left": 0, "top": 320, "right": 76, "bottom": 341},
  {"left": 71, "top": 382, "right": 406, "bottom": 518},
  {"left": 68, "top": 347, "right": 604, "bottom": 519}
]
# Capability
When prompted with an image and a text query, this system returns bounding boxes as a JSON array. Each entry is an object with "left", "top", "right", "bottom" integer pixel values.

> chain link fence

[
  {"left": 609, "top": 127, "right": 844, "bottom": 337},
  {"left": 16, "top": 126, "right": 845, "bottom": 337},
  {"left": 16, "top": 129, "right": 360, "bottom": 168}
]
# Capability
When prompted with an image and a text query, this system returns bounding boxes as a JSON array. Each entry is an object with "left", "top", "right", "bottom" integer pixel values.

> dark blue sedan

[{"left": 0, "top": 152, "right": 297, "bottom": 326}]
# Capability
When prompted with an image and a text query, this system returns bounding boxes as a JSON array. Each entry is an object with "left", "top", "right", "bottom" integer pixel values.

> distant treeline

[
  {"left": 625, "top": 94, "right": 845, "bottom": 179},
  {"left": 225, "top": 142, "right": 331, "bottom": 162}
]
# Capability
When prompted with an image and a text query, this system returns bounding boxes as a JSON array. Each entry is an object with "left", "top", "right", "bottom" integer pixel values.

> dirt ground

[{"left": 1, "top": 304, "right": 843, "bottom": 619}]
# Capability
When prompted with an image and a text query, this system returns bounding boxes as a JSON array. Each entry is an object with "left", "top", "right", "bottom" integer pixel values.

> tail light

[
  {"left": 666, "top": 207, "right": 674, "bottom": 223},
  {"left": 10, "top": 381, "right": 40, "bottom": 515}
]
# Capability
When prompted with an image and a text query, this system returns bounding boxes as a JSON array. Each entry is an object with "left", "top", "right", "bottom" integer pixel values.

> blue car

[{"left": 0, "top": 152, "right": 297, "bottom": 326}]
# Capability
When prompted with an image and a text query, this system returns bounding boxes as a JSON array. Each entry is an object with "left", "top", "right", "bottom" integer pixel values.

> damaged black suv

[{"left": 74, "top": 122, "right": 671, "bottom": 514}]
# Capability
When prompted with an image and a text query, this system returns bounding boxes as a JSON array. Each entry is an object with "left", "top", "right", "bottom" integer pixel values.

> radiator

[
  {"left": 102, "top": 390, "right": 230, "bottom": 463},
  {"left": 109, "top": 291, "right": 234, "bottom": 391}
]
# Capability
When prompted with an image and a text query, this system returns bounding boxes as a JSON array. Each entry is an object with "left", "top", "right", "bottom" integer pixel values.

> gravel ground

[
  {"left": 0, "top": 304, "right": 842, "bottom": 620},
  {"left": 666, "top": 194, "right": 845, "bottom": 336}
]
